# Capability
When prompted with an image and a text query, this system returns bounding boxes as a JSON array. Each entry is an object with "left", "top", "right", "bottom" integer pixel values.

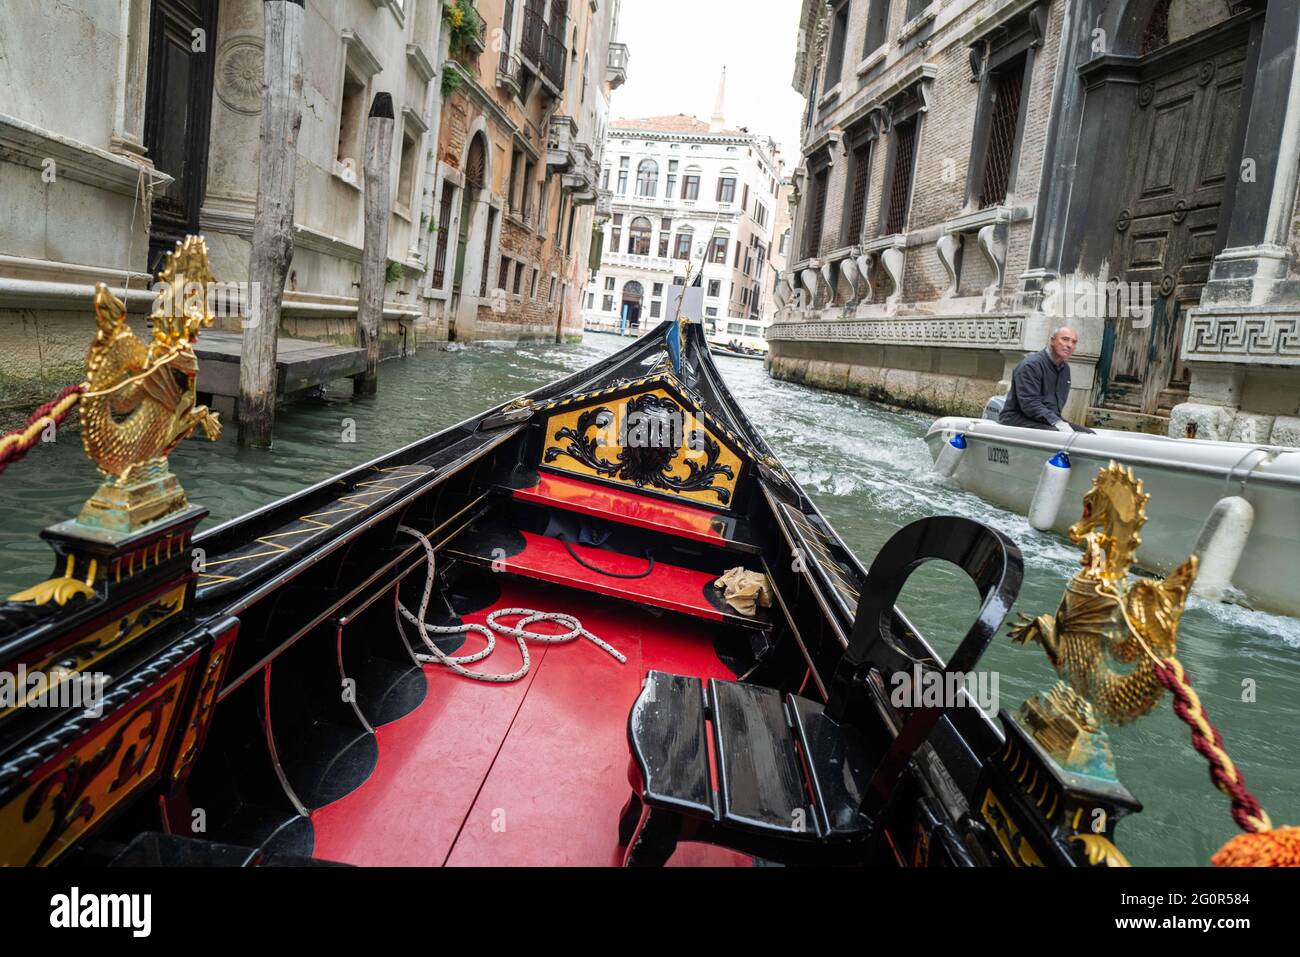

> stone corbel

[
  {"left": 855, "top": 252, "right": 874, "bottom": 302},
  {"left": 977, "top": 222, "right": 1009, "bottom": 312},
  {"left": 936, "top": 233, "right": 964, "bottom": 298},
  {"left": 800, "top": 267, "right": 820, "bottom": 310},
  {"left": 880, "top": 247, "right": 905, "bottom": 309},
  {"left": 820, "top": 261, "right": 838, "bottom": 304},
  {"left": 839, "top": 255, "right": 862, "bottom": 303}
]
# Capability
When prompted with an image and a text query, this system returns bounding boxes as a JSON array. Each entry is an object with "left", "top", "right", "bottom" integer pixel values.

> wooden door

[
  {"left": 144, "top": 0, "right": 218, "bottom": 274},
  {"left": 1102, "top": 33, "right": 1247, "bottom": 415}
]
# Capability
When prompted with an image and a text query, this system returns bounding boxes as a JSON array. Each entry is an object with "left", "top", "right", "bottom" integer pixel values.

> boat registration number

[{"left": 987, "top": 446, "right": 1010, "bottom": 465}]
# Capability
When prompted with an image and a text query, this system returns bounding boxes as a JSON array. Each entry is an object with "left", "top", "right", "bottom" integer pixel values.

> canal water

[{"left": 2, "top": 331, "right": 1296, "bottom": 866}]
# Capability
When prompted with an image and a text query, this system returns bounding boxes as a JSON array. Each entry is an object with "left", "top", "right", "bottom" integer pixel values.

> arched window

[
  {"left": 636, "top": 159, "right": 659, "bottom": 197},
  {"left": 673, "top": 225, "right": 694, "bottom": 260},
  {"left": 628, "top": 216, "right": 652, "bottom": 256}
]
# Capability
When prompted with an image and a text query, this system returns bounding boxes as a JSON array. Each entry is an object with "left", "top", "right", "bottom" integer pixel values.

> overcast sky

[{"left": 610, "top": 0, "right": 807, "bottom": 171}]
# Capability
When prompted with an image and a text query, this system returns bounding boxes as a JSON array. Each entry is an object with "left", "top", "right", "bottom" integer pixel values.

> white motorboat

[{"left": 924, "top": 416, "right": 1300, "bottom": 618}]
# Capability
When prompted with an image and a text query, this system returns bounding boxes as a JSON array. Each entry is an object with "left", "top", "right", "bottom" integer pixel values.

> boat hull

[{"left": 925, "top": 417, "right": 1300, "bottom": 617}]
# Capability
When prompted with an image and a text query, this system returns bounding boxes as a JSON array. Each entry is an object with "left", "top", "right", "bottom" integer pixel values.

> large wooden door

[
  {"left": 144, "top": 0, "right": 218, "bottom": 273},
  {"left": 1101, "top": 31, "right": 1247, "bottom": 416}
]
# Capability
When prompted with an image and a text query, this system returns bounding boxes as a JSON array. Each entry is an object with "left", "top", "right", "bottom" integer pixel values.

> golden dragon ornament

[{"left": 1010, "top": 461, "right": 1198, "bottom": 727}]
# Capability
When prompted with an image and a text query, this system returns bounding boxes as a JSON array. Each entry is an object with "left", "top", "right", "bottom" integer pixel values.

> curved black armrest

[{"left": 824, "top": 515, "right": 1023, "bottom": 814}]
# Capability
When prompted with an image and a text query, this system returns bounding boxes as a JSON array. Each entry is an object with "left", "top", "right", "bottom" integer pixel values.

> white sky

[{"left": 610, "top": 0, "right": 807, "bottom": 172}]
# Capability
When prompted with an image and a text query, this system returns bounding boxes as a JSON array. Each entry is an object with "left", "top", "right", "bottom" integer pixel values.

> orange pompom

[{"left": 1213, "top": 827, "right": 1300, "bottom": 867}]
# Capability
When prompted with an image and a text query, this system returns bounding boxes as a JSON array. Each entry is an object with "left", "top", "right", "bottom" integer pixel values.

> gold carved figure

[
  {"left": 77, "top": 237, "right": 222, "bottom": 531},
  {"left": 1010, "top": 462, "right": 1198, "bottom": 755}
]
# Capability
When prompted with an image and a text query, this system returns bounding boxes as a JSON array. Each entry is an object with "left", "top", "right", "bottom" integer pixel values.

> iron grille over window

[
  {"left": 804, "top": 167, "right": 830, "bottom": 258},
  {"left": 1140, "top": 0, "right": 1171, "bottom": 56},
  {"left": 885, "top": 119, "right": 917, "bottom": 236},
  {"left": 846, "top": 141, "right": 872, "bottom": 244},
  {"left": 979, "top": 58, "right": 1026, "bottom": 209},
  {"left": 431, "top": 183, "right": 454, "bottom": 288}
]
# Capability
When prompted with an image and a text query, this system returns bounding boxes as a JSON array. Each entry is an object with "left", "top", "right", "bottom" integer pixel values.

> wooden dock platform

[{"left": 195, "top": 330, "right": 367, "bottom": 412}]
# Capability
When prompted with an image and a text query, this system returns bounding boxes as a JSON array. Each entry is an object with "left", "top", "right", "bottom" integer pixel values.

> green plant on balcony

[{"left": 443, "top": 1, "right": 484, "bottom": 57}]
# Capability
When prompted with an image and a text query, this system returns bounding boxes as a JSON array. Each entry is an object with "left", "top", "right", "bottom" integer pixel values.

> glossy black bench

[{"left": 618, "top": 516, "right": 1023, "bottom": 866}]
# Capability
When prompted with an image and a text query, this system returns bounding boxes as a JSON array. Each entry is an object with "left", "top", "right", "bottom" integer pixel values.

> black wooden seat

[{"left": 619, "top": 515, "right": 1023, "bottom": 866}]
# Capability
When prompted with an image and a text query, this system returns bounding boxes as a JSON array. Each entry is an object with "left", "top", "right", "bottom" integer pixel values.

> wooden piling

[
  {"left": 238, "top": 0, "right": 304, "bottom": 448},
  {"left": 355, "top": 93, "right": 395, "bottom": 397}
]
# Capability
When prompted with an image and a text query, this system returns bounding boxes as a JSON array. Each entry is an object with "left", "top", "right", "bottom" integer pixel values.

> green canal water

[{"left": 1, "top": 331, "right": 1296, "bottom": 865}]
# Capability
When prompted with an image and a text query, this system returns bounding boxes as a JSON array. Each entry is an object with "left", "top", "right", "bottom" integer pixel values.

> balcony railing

[
  {"left": 543, "top": 30, "right": 566, "bottom": 90},
  {"left": 521, "top": 6, "right": 544, "bottom": 65},
  {"left": 607, "top": 42, "right": 628, "bottom": 88}
]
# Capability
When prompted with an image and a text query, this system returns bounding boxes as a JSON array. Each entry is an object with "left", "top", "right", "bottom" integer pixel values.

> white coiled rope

[{"left": 394, "top": 525, "right": 626, "bottom": 683}]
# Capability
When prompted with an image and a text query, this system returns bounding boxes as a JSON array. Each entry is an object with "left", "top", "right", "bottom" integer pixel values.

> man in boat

[{"left": 998, "top": 327, "right": 1095, "bottom": 433}]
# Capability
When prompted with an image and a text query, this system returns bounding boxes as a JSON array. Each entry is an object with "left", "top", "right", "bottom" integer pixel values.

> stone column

[{"left": 111, "top": 0, "right": 152, "bottom": 160}]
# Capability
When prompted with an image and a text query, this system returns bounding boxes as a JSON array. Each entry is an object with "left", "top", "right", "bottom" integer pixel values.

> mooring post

[
  {"left": 355, "top": 92, "right": 394, "bottom": 397},
  {"left": 239, "top": 0, "right": 304, "bottom": 447}
]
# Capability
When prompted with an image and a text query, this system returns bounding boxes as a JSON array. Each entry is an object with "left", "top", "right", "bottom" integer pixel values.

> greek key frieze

[
  {"left": 1184, "top": 315, "right": 1300, "bottom": 360},
  {"left": 766, "top": 317, "right": 1024, "bottom": 348}
]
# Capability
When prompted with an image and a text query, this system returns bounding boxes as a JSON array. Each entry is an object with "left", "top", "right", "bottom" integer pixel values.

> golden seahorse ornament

[
  {"left": 81, "top": 236, "right": 222, "bottom": 484},
  {"left": 1009, "top": 462, "right": 1197, "bottom": 725}
]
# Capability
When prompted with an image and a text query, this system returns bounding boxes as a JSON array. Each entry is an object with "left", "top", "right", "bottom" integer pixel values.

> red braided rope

[
  {"left": 1153, "top": 658, "right": 1269, "bottom": 833},
  {"left": 0, "top": 384, "right": 85, "bottom": 475}
]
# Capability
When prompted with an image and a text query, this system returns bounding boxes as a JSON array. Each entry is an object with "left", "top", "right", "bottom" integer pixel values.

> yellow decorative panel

[{"left": 541, "top": 387, "right": 744, "bottom": 507}]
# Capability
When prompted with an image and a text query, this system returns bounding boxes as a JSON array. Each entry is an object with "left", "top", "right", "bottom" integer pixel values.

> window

[
  {"left": 565, "top": 205, "right": 577, "bottom": 253},
  {"left": 500, "top": 256, "right": 511, "bottom": 291},
  {"left": 652, "top": 282, "right": 664, "bottom": 296},
  {"left": 617, "top": 167, "right": 628, "bottom": 193},
  {"left": 530, "top": 267, "right": 539, "bottom": 298},
  {"left": 884, "top": 118, "right": 918, "bottom": 236},
  {"left": 705, "top": 306, "right": 718, "bottom": 317},
  {"left": 673, "top": 274, "right": 686, "bottom": 286},
  {"left": 864, "top": 0, "right": 892, "bottom": 57},
  {"left": 431, "top": 182, "right": 454, "bottom": 287},
  {"left": 977, "top": 54, "right": 1028, "bottom": 209},
  {"left": 587, "top": 291, "right": 595, "bottom": 309},
  {"left": 508, "top": 148, "right": 524, "bottom": 213},
  {"left": 708, "top": 235, "right": 729, "bottom": 263},
  {"left": 845, "top": 139, "right": 873, "bottom": 244},
  {"left": 673, "top": 230, "right": 693, "bottom": 260},
  {"left": 396, "top": 126, "right": 418, "bottom": 212},
  {"left": 741, "top": 183, "right": 749, "bottom": 211},
  {"left": 604, "top": 276, "right": 615, "bottom": 290},
  {"left": 603, "top": 294, "right": 614, "bottom": 311},
  {"left": 628, "top": 215, "right": 652, "bottom": 255},
  {"left": 650, "top": 300, "right": 662, "bottom": 318},
  {"left": 904, "top": 0, "right": 928, "bottom": 21},
  {"left": 682, "top": 172, "right": 700, "bottom": 200},
  {"left": 522, "top": 159, "right": 536, "bottom": 220},
  {"left": 611, "top": 213, "right": 622, "bottom": 251},
  {"left": 826, "top": 1, "right": 850, "bottom": 85},
  {"left": 717, "top": 175, "right": 737, "bottom": 203},
  {"left": 636, "top": 159, "right": 658, "bottom": 197},
  {"left": 707, "top": 279, "right": 721, "bottom": 298},
  {"left": 479, "top": 207, "right": 497, "bottom": 296},
  {"left": 803, "top": 165, "right": 829, "bottom": 258},
  {"left": 602, "top": 167, "right": 610, "bottom": 189},
  {"left": 804, "top": 65, "right": 820, "bottom": 130},
  {"left": 513, "top": 262, "right": 525, "bottom": 295},
  {"left": 335, "top": 68, "right": 368, "bottom": 179}
]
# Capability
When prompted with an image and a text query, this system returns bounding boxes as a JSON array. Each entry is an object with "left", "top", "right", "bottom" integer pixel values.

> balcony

[
  {"left": 547, "top": 115, "right": 577, "bottom": 171},
  {"left": 594, "top": 188, "right": 613, "bottom": 224},
  {"left": 497, "top": 48, "right": 521, "bottom": 97},
  {"left": 607, "top": 42, "right": 628, "bottom": 88},
  {"left": 543, "top": 30, "right": 566, "bottom": 91},
  {"left": 521, "top": 6, "right": 544, "bottom": 64}
]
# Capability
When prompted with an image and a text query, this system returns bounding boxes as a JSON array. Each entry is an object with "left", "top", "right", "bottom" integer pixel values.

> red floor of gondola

[{"left": 310, "top": 578, "right": 750, "bottom": 867}]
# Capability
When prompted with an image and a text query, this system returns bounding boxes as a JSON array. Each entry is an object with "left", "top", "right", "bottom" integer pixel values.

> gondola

[{"left": 2, "top": 238, "right": 1258, "bottom": 868}]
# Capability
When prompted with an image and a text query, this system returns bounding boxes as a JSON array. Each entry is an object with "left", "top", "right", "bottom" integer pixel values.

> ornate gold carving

[
  {"left": 1070, "top": 833, "right": 1131, "bottom": 868},
  {"left": 0, "top": 668, "right": 189, "bottom": 865},
  {"left": 980, "top": 789, "right": 1043, "bottom": 867},
  {"left": 6, "top": 555, "right": 95, "bottom": 607},
  {"left": 77, "top": 237, "right": 221, "bottom": 533},
  {"left": 1010, "top": 462, "right": 1198, "bottom": 728}
]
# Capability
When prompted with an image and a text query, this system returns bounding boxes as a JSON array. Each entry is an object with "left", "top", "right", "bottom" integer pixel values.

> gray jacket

[{"left": 999, "top": 348, "right": 1070, "bottom": 428}]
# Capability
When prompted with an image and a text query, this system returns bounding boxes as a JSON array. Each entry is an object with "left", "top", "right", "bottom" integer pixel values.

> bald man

[{"left": 999, "top": 327, "right": 1094, "bottom": 433}]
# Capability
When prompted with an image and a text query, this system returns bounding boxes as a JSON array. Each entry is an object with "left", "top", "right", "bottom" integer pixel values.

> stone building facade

[
  {"left": 426, "top": 0, "right": 626, "bottom": 343},
  {"left": 774, "top": 0, "right": 1300, "bottom": 444},
  {"left": 581, "top": 104, "right": 785, "bottom": 336}
]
